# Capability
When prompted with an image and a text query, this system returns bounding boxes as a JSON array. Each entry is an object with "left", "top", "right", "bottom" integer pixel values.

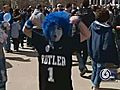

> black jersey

[{"left": 31, "top": 31, "right": 80, "bottom": 90}]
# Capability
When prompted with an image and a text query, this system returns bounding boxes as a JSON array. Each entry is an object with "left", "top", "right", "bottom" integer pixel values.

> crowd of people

[{"left": 0, "top": 0, "right": 120, "bottom": 90}]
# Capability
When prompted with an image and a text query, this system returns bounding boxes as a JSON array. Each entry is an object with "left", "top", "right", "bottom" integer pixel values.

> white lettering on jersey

[{"left": 41, "top": 55, "right": 66, "bottom": 66}]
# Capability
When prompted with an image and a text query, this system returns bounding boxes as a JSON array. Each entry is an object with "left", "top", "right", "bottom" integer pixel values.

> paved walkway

[{"left": 5, "top": 46, "right": 120, "bottom": 90}]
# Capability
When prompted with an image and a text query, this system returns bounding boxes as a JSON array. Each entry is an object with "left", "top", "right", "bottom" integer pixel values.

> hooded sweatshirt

[{"left": 88, "top": 20, "right": 118, "bottom": 64}]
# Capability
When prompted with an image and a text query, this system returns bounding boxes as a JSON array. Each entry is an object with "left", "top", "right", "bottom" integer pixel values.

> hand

[
  {"left": 30, "top": 16, "right": 40, "bottom": 27},
  {"left": 1, "top": 21, "right": 10, "bottom": 31},
  {"left": 116, "top": 26, "right": 120, "bottom": 30}
]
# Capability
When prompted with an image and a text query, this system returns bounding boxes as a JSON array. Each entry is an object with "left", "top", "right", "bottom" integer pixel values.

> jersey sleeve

[
  {"left": 71, "top": 35, "right": 81, "bottom": 52},
  {"left": 31, "top": 30, "right": 46, "bottom": 50}
]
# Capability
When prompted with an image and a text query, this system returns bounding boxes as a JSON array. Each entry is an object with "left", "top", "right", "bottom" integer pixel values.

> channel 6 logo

[{"left": 100, "top": 69, "right": 116, "bottom": 80}]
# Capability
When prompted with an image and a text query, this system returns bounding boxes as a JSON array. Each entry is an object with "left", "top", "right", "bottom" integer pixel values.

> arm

[
  {"left": 22, "top": 26, "right": 32, "bottom": 38},
  {"left": 116, "top": 26, "right": 120, "bottom": 30},
  {"left": 79, "top": 21, "right": 91, "bottom": 42},
  {"left": 22, "top": 19, "right": 33, "bottom": 38}
]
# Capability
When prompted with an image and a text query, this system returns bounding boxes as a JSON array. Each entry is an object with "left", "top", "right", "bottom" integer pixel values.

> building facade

[{"left": 90, "top": 0, "right": 120, "bottom": 6}]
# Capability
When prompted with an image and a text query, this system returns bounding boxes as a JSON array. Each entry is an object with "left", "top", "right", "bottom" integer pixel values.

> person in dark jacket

[
  {"left": 88, "top": 7, "right": 119, "bottom": 90},
  {"left": 113, "top": 9, "right": 120, "bottom": 51},
  {"left": 77, "top": 0, "right": 95, "bottom": 76}
]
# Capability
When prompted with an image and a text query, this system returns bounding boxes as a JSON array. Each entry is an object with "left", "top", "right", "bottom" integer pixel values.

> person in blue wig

[{"left": 23, "top": 11, "right": 80, "bottom": 90}]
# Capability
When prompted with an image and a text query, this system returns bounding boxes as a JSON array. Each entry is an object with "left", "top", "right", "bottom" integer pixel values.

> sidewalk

[
  {"left": 5, "top": 47, "right": 120, "bottom": 90},
  {"left": 72, "top": 56, "right": 120, "bottom": 90}
]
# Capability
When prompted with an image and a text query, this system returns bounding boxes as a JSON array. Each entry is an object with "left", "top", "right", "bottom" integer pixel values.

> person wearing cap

[
  {"left": 23, "top": 11, "right": 81, "bottom": 90},
  {"left": 70, "top": 14, "right": 91, "bottom": 77},
  {"left": 77, "top": 0, "right": 95, "bottom": 76},
  {"left": 56, "top": 3, "right": 64, "bottom": 11}
]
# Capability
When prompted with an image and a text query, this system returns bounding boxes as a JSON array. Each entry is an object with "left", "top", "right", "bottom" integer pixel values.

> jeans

[
  {"left": 19, "top": 30, "right": 26, "bottom": 48},
  {"left": 76, "top": 41, "right": 88, "bottom": 71},
  {"left": 12, "top": 38, "right": 19, "bottom": 50},
  {"left": 91, "top": 61, "right": 105, "bottom": 87},
  {"left": 0, "top": 83, "right": 5, "bottom": 90},
  {"left": 80, "top": 41, "right": 88, "bottom": 65},
  {"left": 76, "top": 53, "right": 86, "bottom": 71}
]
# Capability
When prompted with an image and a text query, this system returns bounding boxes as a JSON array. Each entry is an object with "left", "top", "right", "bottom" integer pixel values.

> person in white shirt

[{"left": 11, "top": 18, "right": 20, "bottom": 51}]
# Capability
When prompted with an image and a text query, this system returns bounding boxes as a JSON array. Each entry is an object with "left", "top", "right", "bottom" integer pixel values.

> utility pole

[
  {"left": 11, "top": 0, "right": 18, "bottom": 9},
  {"left": 89, "top": 0, "right": 92, "bottom": 5},
  {"left": 10, "top": 0, "right": 14, "bottom": 8},
  {"left": 105, "top": 0, "right": 107, "bottom": 5},
  {"left": 118, "top": 0, "right": 120, "bottom": 8},
  {"left": 49, "top": 0, "right": 56, "bottom": 8},
  {"left": 112, "top": 0, "right": 115, "bottom": 6},
  {"left": 96, "top": 0, "right": 98, "bottom": 5},
  {"left": 100, "top": 0, "right": 102, "bottom": 5},
  {"left": 93, "top": 0, "right": 96, "bottom": 5}
]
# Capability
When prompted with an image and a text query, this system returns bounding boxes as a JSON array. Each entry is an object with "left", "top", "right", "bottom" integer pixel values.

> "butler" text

[{"left": 41, "top": 55, "right": 66, "bottom": 66}]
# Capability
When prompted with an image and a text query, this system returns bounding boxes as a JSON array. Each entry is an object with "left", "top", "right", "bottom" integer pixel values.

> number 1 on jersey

[{"left": 48, "top": 67, "right": 54, "bottom": 82}]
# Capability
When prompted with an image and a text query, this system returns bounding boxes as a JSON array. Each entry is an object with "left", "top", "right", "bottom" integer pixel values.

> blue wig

[{"left": 42, "top": 11, "right": 72, "bottom": 40}]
